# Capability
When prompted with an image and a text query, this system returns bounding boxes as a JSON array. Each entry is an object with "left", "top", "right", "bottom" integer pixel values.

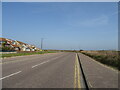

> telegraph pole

[{"left": 41, "top": 38, "right": 44, "bottom": 50}]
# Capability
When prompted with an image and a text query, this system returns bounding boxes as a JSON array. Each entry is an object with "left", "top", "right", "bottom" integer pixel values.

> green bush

[{"left": 2, "top": 46, "right": 15, "bottom": 52}]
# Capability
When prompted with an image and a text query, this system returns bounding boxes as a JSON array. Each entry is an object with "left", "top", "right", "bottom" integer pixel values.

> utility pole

[{"left": 41, "top": 38, "right": 44, "bottom": 50}]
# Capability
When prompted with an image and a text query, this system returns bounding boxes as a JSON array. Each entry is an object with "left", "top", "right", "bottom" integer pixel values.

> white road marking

[
  {"left": 32, "top": 61, "right": 49, "bottom": 68},
  {"left": 0, "top": 71, "right": 21, "bottom": 80},
  {"left": 31, "top": 55, "right": 64, "bottom": 68},
  {"left": 0, "top": 54, "right": 65, "bottom": 80}
]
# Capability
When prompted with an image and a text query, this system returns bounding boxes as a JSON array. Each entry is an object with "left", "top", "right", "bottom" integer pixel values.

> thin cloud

[
  {"left": 65, "top": 15, "right": 109, "bottom": 28},
  {"left": 79, "top": 15, "right": 109, "bottom": 27},
  {"left": 111, "top": 11, "right": 120, "bottom": 16}
]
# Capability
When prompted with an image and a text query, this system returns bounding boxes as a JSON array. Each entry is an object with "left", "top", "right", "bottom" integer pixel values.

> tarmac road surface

[{"left": 1, "top": 52, "right": 118, "bottom": 89}]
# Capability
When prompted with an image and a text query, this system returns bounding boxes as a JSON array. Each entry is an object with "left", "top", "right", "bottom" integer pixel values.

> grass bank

[
  {"left": 0, "top": 51, "right": 56, "bottom": 58},
  {"left": 81, "top": 50, "right": 119, "bottom": 70}
]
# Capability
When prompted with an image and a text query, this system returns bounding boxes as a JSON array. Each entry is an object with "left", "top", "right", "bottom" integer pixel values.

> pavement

[{"left": 0, "top": 52, "right": 118, "bottom": 89}]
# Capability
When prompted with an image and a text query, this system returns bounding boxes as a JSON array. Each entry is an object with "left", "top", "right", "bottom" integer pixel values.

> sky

[
  {"left": 2, "top": 0, "right": 120, "bottom": 2},
  {"left": 2, "top": 2, "right": 118, "bottom": 50},
  {"left": 0, "top": 2, "right": 1, "bottom": 37}
]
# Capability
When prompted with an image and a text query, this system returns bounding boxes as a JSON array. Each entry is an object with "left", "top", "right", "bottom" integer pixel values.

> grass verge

[
  {"left": 0, "top": 51, "right": 56, "bottom": 58},
  {"left": 81, "top": 51, "right": 119, "bottom": 71}
]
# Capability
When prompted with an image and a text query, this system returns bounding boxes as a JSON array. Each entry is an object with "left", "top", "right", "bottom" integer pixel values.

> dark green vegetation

[
  {"left": 1, "top": 47, "right": 15, "bottom": 52},
  {"left": 0, "top": 41, "right": 15, "bottom": 52},
  {"left": 1, "top": 51, "right": 56, "bottom": 58},
  {"left": 81, "top": 51, "right": 119, "bottom": 70}
]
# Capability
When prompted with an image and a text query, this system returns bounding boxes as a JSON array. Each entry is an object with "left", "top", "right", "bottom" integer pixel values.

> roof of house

[
  {"left": 0, "top": 38, "right": 40, "bottom": 50},
  {"left": 16, "top": 41, "right": 27, "bottom": 45},
  {"left": 0, "top": 38, "right": 7, "bottom": 41},
  {"left": 11, "top": 44, "right": 19, "bottom": 48}
]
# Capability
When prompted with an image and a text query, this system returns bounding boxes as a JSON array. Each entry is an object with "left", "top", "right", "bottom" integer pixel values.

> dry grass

[
  {"left": 81, "top": 50, "right": 118, "bottom": 56},
  {"left": 81, "top": 50, "right": 119, "bottom": 70}
]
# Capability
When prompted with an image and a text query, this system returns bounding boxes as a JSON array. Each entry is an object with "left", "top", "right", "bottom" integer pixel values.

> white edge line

[{"left": 0, "top": 71, "right": 22, "bottom": 80}]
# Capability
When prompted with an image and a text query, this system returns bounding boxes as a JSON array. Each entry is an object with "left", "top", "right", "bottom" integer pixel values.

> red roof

[
  {"left": 17, "top": 41, "right": 27, "bottom": 45},
  {"left": 0, "top": 38, "right": 7, "bottom": 41},
  {"left": 11, "top": 44, "right": 19, "bottom": 48}
]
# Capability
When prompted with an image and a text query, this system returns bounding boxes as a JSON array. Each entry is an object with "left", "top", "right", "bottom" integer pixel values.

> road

[
  {"left": 1, "top": 52, "right": 85, "bottom": 88},
  {"left": 1, "top": 52, "right": 118, "bottom": 89}
]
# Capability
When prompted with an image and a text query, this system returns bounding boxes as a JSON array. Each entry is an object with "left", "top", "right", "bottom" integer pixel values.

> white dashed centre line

[
  {"left": 31, "top": 61, "right": 50, "bottom": 68},
  {"left": 31, "top": 55, "right": 64, "bottom": 68},
  {"left": 0, "top": 71, "right": 22, "bottom": 80}
]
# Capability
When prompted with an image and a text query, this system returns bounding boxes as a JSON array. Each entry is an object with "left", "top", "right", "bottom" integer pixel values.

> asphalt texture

[
  {"left": 1, "top": 52, "right": 118, "bottom": 89},
  {"left": 2, "top": 52, "right": 84, "bottom": 88}
]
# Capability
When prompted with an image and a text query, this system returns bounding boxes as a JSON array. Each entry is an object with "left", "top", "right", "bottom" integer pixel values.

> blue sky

[{"left": 2, "top": 2, "right": 118, "bottom": 50}]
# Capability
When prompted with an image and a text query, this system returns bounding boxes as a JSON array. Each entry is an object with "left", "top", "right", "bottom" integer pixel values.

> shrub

[{"left": 2, "top": 46, "right": 15, "bottom": 52}]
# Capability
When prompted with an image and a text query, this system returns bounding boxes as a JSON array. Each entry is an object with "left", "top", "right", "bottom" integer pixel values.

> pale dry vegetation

[{"left": 81, "top": 50, "right": 119, "bottom": 70}]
